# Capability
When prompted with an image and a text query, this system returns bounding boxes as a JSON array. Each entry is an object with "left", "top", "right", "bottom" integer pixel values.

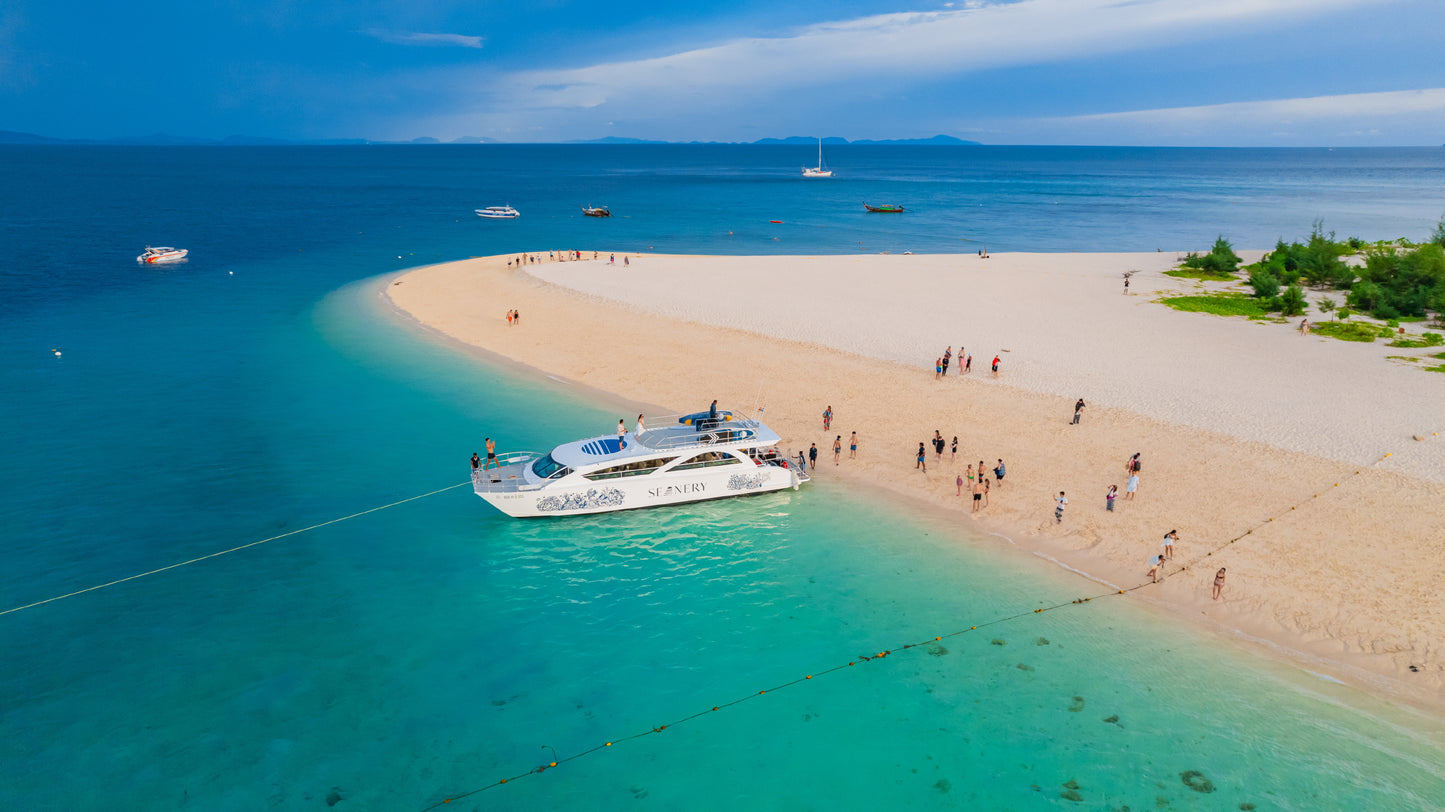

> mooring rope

[
  {"left": 423, "top": 453, "right": 1397, "bottom": 809},
  {"left": 0, "top": 481, "right": 472, "bottom": 618}
]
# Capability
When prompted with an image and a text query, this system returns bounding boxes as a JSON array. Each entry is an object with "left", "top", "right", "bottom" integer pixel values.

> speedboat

[
  {"left": 582, "top": 206, "right": 611, "bottom": 217},
  {"left": 476, "top": 206, "right": 520, "bottom": 219},
  {"left": 137, "top": 246, "right": 188, "bottom": 263},
  {"left": 863, "top": 203, "right": 905, "bottom": 213},
  {"left": 471, "top": 408, "right": 809, "bottom": 517}
]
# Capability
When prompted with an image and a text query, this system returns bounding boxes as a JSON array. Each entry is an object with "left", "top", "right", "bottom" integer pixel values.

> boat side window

[
  {"left": 673, "top": 451, "right": 744, "bottom": 471},
  {"left": 584, "top": 456, "right": 678, "bottom": 480},
  {"left": 531, "top": 454, "right": 569, "bottom": 479}
]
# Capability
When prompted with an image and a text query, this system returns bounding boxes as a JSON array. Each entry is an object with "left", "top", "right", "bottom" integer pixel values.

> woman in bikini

[{"left": 1212, "top": 568, "right": 1226, "bottom": 600}]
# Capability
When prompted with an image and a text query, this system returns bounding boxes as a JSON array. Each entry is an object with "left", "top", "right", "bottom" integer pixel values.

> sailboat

[{"left": 801, "top": 138, "right": 833, "bottom": 178}]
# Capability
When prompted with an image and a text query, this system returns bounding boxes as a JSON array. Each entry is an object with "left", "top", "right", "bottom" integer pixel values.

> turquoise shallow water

[{"left": 3, "top": 145, "right": 1445, "bottom": 810}]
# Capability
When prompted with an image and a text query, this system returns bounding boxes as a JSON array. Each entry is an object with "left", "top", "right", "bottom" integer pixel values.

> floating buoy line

[
  {"left": 423, "top": 451, "right": 1401, "bottom": 810},
  {"left": 0, "top": 481, "right": 471, "bottom": 617}
]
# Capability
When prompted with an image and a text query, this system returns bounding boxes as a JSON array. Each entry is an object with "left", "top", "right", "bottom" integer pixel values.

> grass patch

[
  {"left": 1312, "top": 321, "right": 1393, "bottom": 342},
  {"left": 1387, "top": 355, "right": 1420, "bottom": 363},
  {"left": 1425, "top": 364, "right": 1445, "bottom": 374},
  {"left": 1165, "top": 268, "right": 1238, "bottom": 281},
  {"left": 1159, "top": 293, "right": 1270, "bottom": 317},
  {"left": 1386, "top": 332, "right": 1444, "bottom": 348},
  {"left": 1396, "top": 315, "right": 1427, "bottom": 323}
]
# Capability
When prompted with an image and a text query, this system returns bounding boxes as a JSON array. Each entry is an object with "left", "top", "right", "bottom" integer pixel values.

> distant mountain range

[{"left": 0, "top": 130, "right": 980, "bottom": 146}]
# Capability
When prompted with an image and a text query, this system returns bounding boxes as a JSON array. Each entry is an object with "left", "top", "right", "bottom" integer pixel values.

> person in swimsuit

[
  {"left": 916, "top": 443, "right": 927, "bottom": 472},
  {"left": 934, "top": 358, "right": 942, "bottom": 379},
  {"left": 950, "top": 436, "right": 958, "bottom": 462},
  {"left": 832, "top": 436, "right": 842, "bottom": 465},
  {"left": 823, "top": 405, "right": 832, "bottom": 430},
  {"left": 991, "top": 355, "right": 1000, "bottom": 378},
  {"left": 849, "top": 432, "right": 858, "bottom": 459},
  {"left": 958, "top": 346, "right": 966, "bottom": 375},
  {"left": 964, "top": 354, "right": 972, "bottom": 373},
  {"left": 983, "top": 477, "right": 990, "bottom": 507},
  {"left": 485, "top": 437, "right": 497, "bottom": 469},
  {"left": 1212, "top": 568, "right": 1227, "bottom": 600},
  {"left": 1162, "top": 529, "right": 1178, "bottom": 560},
  {"left": 972, "top": 479, "right": 984, "bottom": 512},
  {"left": 956, "top": 472, "right": 964, "bottom": 496}
]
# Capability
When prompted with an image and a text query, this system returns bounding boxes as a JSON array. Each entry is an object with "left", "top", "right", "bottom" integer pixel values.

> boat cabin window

[
  {"left": 531, "top": 454, "right": 571, "bottom": 480},
  {"left": 673, "top": 451, "right": 744, "bottom": 471},
  {"left": 584, "top": 457, "right": 678, "bottom": 480}
]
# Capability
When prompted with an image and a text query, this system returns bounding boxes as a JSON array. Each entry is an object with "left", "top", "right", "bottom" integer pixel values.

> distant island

[{"left": 0, "top": 130, "right": 980, "bottom": 147}]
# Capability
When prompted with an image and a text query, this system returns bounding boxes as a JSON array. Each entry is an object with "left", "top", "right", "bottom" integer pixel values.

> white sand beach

[{"left": 385, "top": 251, "right": 1445, "bottom": 711}]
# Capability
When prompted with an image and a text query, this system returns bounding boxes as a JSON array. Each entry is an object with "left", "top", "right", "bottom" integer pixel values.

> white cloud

[
  {"left": 1059, "top": 88, "right": 1445, "bottom": 125},
  {"left": 367, "top": 30, "right": 484, "bottom": 49},
  {"left": 491, "top": 0, "right": 1380, "bottom": 112},
  {"left": 1009, "top": 88, "right": 1445, "bottom": 144}
]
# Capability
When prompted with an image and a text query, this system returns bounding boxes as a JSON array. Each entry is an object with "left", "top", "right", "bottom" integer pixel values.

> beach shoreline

[{"left": 379, "top": 251, "right": 1445, "bottom": 716}]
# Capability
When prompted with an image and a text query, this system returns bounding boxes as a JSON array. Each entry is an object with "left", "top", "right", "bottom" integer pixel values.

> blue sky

[{"left": 2, "top": 0, "right": 1442, "bottom": 145}]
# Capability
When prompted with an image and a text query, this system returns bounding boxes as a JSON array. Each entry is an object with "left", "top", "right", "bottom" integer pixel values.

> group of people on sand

[
  {"left": 934, "top": 345, "right": 1000, "bottom": 379},
  {"left": 796, "top": 405, "right": 857, "bottom": 472},
  {"left": 508, "top": 251, "right": 597, "bottom": 268},
  {"left": 505, "top": 308, "right": 521, "bottom": 325}
]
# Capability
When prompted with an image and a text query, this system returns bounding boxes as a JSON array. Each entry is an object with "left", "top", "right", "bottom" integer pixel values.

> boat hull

[{"left": 474, "top": 461, "right": 801, "bottom": 518}]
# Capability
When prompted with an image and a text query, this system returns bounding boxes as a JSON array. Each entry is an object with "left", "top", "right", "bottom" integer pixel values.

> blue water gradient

[{"left": 3, "top": 145, "right": 1444, "bottom": 810}]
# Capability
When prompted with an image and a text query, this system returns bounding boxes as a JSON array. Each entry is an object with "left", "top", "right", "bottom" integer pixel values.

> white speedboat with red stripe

[{"left": 137, "top": 246, "right": 188, "bottom": 263}]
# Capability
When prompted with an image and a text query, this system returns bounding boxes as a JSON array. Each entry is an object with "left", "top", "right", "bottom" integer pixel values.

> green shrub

[
  {"left": 1182, "top": 236, "right": 1242, "bottom": 275},
  {"left": 1388, "top": 332, "right": 1445, "bottom": 348},
  {"left": 1316, "top": 297, "right": 1336, "bottom": 316},
  {"left": 1248, "top": 267, "right": 1280, "bottom": 300},
  {"left": 1278, "top": 284, "right": 1307, "bottom": 316}
]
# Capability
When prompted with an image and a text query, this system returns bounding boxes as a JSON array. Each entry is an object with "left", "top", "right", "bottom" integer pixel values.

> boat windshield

[{"left": 531, "top": 454, "right": 570, "bottom": 479}]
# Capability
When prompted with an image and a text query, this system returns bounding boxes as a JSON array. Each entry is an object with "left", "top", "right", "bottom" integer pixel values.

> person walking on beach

[
  {"left": 617, "top": 419, "right": 627, "bottom": 449},
  {"left": 1054, "top": 491, "right": 1068, "bottom": 523},
  {"left": 958, "top": 347, "right": 966, "bottom": 375},
  {"left": 1072, "top": 398, "right": 1085, "bottom": 425},
  {"left": 1212, "top": 568, "right": 1227, "bottom": 600},
  {"left": 1126, "top": 452, "right": 1141, "bottom": 476},
  {"left": 635, "top": 414, "right": 646, "bottom": 436},
  {"left": 972, "top": 478, "right": 984, "bottom": 512},
  {"left": 823, "top": 405, "right": 833, "bottom": 430},
  {"left": 993, "top": 459, "right": 1006, "bottom": 487},
  {"left": 485, "top": 437, "right": 497, "bottom": 470},
  {"left": 933, "top": 430, "right": 945, "bottom": 462},
  {"left": 1125, "top": 471, "right": 1139, "bottom": 500},
  {"left": 964, "top": 353, "right": 973, "bottom": 374},
  {"left": 950, "top": 436, "right": 958, "bottom": 463},
  {"left": 942, "top": 347, "right": 952, "bottom": 375},
  {"left": 514, "top": 309, "right": 521, "bottom": 325},
  {"left": 833, "top": 435, "right": 842, "bottom": 465},
  {"left": 624, "top": 256, "right": 629, "bottom": 268},
  {"left": 1106, "top": 484, "right": 1117, "bottom": 511},
  {"left": 849, "top": 432, "right": 858, "bottom": 459},
  {"left": 991, "top": 355, "right": 1001, "bottom": 378},
  {"left": 916, "top": 442, "right": 927, "bottom": 472},
  {"left": 934, "top": 358, "right": 942, "bottom": 379},
  {"left": 1298, "top": 318, "right": 1310, "bottom": 335},
  {"left": 1162, "top": 529, "right": 1178, "bottom": 560},
  {"left": 1148, "top": 554, "right": 1164, "bottom": 583},
  {"left": 506, "top": 309, "right": 514, "bottom": 326},
  {"left": 809, "top": 443, "right": 818, "bottom": 470}
]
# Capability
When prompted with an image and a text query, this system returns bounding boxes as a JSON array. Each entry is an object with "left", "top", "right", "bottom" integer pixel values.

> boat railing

[
  {"left": 634, "top": 413, "right": 764, "bottom": 451},
  {"left": 471, "top": 451, "right": 541, "bottom": 494}
]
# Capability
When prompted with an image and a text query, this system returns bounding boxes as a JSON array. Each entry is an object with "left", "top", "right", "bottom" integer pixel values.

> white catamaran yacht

[{"left": 472, "top": 407, "right": 809, "bottom": 517}]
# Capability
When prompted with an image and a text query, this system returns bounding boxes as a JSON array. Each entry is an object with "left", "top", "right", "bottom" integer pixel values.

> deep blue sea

[{"left": 3, "top": 145, "right": 1444, "bottom": 811}]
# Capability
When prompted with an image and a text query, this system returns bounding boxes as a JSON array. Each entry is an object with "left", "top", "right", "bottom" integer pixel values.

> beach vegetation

[
  {"left": 1310, "top": 321, "right": 1393, "bottom": 342},
  {"left": 1180, "top": 236, "right": 1242, "bottom": 275},
  {"left": 1387, "top": 331, "right": 1444, "bottom": 348},
  {"left": 1346, "top": 243, "right": 1445, "bottom": 319},
  {"left": 1165, "top": 267, "right": 1236, "bottom": 281},
  {"left": 1160, "top": 292, "right": 1270, "bottom": 318},
  {"left": 1247, "top": 267, "right": 1280, "bottom": 301},
  {"left": 1431, "top": 216, "right": 1445, "bottom": 249},
  {"left": 1315, "top": 297, "right": 1336, "bottom": 317},
  {"left": 1278, "top": 284, "right": 1308, "bottom": 316},
  {"left": 1254, "top": 223, "right": 1354, "bottom": 289}
]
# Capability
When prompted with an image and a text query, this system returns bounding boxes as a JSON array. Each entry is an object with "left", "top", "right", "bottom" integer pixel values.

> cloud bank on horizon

[{"left": 3, "top": 0, "right": 1442, "bottom": 145}]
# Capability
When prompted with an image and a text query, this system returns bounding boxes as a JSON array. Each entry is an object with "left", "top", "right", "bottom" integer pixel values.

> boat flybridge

[{"left": 472, "top": 407, "right": 809, "bottom": 517}]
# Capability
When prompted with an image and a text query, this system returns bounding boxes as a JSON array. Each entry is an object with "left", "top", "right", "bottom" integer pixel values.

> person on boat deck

[
  {"left": 635, "top": 414, "right": 646, "bottom": 436},
  {"left": 617, "top": 419, "right": 627, "bottom": 449}
]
